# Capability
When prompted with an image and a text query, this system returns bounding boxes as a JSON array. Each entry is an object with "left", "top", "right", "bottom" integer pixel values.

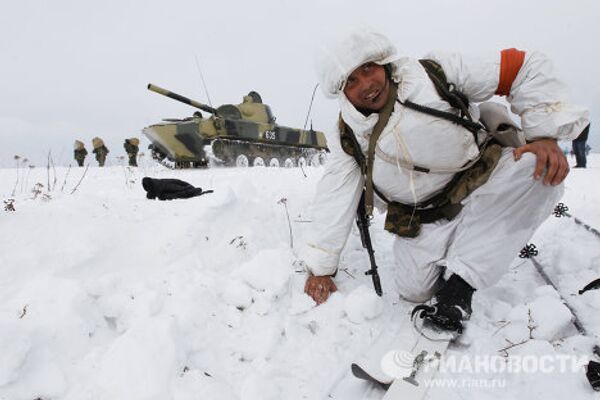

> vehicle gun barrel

[{"left": 147, "top": 83, "right": 218, "bottom": 115}]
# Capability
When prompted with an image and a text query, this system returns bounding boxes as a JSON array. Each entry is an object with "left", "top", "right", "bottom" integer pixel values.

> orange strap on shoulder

[{"left": 496, "top": 48, "right": 526, "bottom": 96}]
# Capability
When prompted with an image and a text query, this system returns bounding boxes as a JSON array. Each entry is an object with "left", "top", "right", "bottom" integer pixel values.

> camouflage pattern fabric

[
  {"left": 124, "top": 139, "right": 139, "bottom": 167},
  {"left": 74, "top": 148, "right": 87, "bottom": 167},
  {"left": 339, "top": 121, "right": 360, "bottom": 161},
  {"left": 447, "top": 143, "right": 502, "bottom": 204},
  {"left": 93, "top": 145, "right": 109, "bottom": 167},
  {"left": 383, "top": 143, "right": 502, "bottom": 237},
  {"left": 384, "top": 209, "right": 422, "bottom": 238}
]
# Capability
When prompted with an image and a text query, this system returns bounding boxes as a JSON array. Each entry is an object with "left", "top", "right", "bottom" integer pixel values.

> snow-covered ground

[{"left": 0, "top": 155, "right": 599, "bottom": 400}]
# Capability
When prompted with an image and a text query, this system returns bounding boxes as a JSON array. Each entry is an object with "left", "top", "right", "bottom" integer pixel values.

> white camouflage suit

[{"left": 301, "top": 30, "right": 589, "bottom": 302}]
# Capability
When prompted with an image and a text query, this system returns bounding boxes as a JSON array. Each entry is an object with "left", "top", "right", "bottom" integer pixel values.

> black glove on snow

[{"left": 142, "top": 177, "right": 213, "bottom": 200}]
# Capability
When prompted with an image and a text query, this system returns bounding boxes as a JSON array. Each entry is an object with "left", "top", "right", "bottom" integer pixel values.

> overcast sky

[{"left": 1, "top": 0, "right": 598, "bottom": 167}]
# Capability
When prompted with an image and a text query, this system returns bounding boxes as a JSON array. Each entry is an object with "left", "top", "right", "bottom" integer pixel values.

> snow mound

[
  {"left": 233, "top": 249, "right": 294, "bottom": 295},
  {"left": 89, "top": 317, "right": 181, "bottom": 400},
  {"left": 0, "top": 323, "right": 31, "bottom": 386},
  {"left": 506, "top": 288, "right": 574, "bottom": 342},
  {"left": 221, "top": 279, "right": 254, "bottom": 310},
  {"left": 343, "top": 285, "right": 383, "bottom": 324}
]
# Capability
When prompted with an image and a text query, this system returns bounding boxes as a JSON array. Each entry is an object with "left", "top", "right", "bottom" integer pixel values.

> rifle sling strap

[{"left": 364, "top": 82, "right": 399, "bottom": 217}]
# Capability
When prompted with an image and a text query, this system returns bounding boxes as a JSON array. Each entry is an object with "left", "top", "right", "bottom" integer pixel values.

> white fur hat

[{"left": 315, "top": 28, "right": 398, "bottom": 99}]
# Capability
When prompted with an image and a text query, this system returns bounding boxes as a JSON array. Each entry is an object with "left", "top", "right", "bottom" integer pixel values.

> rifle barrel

[{"left": 147, "top": 83, "right": 218, "bottom": 115}]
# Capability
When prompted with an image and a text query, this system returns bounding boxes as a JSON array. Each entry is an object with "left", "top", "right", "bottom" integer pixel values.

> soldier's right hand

[{"left": 304, "top": 275, "right": 337, "bottom": 305}]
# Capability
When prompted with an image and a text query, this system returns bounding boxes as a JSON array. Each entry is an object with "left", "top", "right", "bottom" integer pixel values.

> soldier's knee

[
  {"left": 395, "top": 270, "right": 443, "bottom": 303},
  {"left": 397, "top": 284, "right": 437, "bottom": 303}
]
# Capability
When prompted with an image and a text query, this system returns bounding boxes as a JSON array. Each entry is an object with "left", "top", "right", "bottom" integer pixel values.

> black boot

[{"left": 411, "top": 274, "right": 475, "bottom": 334}]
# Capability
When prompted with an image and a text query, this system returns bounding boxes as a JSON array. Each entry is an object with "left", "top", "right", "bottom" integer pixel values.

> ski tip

[
  {"left": 351, "top": 363, "right": 391, "bottom": 389},
  {"left": 351, "top": 363, "right": 370, "bottom": 380}
]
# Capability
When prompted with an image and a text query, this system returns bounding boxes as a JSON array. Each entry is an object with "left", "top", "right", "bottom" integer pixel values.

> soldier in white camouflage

[{"left": 301, "top": 29, "right": 589, "bottom": 333}]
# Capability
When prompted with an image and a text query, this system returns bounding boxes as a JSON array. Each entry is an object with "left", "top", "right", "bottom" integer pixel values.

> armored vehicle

[{"left": 143, "top": 84, "right": 328, "bottom": 168}]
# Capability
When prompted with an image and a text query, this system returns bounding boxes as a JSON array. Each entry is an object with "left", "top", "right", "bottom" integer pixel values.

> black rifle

[{"left": 356, "top": 193, "right": 382, "bottom": 296}]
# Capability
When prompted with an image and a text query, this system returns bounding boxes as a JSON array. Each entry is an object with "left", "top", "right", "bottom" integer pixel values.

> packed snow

[{"left": 0, "top": 154, "right": 599, "bottom": 400}]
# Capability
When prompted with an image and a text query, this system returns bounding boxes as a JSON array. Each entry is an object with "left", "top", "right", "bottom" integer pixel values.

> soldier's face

[{"left": 343, "top": 62, "right": 390, "bottom": 113}]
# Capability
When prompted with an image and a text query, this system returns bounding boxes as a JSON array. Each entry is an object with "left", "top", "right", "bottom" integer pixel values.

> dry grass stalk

[
  {"left": 278, "top": 197, "right": 294, "bottom": 249},
  {"left": 19, "top": 158, "right": 28, "bottom": 193},
  {"left": 47, "top": 151, "right": 51, "bottom": 191},
  {"left": 11, "top": 155, "right": 21, "bottom": 197},
  {"left": 60, "top": 165, "right": 72, "bottom": 192},
  {"left": 70, "top": 164, "right": 90, "bottom": 194}
]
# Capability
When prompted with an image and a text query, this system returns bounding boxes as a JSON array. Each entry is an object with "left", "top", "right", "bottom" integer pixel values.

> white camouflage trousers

[{"left": 393, "top": 148, "right": 563, "bottom": 302}]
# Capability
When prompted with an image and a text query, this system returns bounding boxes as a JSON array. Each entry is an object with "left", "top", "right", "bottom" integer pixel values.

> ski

[
  {"left": 351, "top": 325, "right": 422, "bottom": 388},
  {"left": 382, "top": 330, "right": 453, "bottom": 400},
  {"left": 350, "top": 315, "right": 457, "bottom": 399}
]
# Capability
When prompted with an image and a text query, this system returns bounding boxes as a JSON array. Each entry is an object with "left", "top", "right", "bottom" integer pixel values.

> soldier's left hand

[{"left": 513, "top": 138, "right": 569, "bottom": 185}]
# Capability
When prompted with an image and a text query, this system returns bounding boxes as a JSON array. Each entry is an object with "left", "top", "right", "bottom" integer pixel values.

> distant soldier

[
  {"left": 572, "top": 123, "right": 590, "bottom": 168},
  {"left": 123, "top": 137, "right": 140, "bottom": 167},
  {"left": 92, "top": 137, "right": 110, "bottom": 167},
  {"left": 73, "top": 140, "right": 87, "bottom": 167},
  {"left": 238, "top": 91, "right": 275, "bottom": 123}
]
